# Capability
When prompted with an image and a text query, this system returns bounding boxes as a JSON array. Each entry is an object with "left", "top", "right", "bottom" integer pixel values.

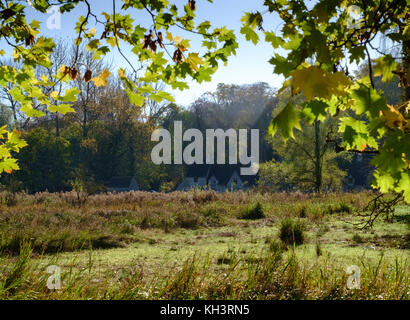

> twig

[
  {"left": 365, "top": 45, "right": 375, "bottom": 89},
  {"left": 356, "top": 192, "right": 404, "bottom": 229},
  {"left": 112, "top": 0, "right": 139, "bottom": 75}
]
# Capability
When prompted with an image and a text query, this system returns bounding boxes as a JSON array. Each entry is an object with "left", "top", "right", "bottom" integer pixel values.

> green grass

[{"left": 0, "top": 191, "right": 408, "bottom": 299}]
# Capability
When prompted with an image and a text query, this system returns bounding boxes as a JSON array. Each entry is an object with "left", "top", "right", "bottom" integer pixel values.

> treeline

[
  {"left": 0, "top": 42, "right": 402, "bottom": 194},
  {"left": 0, "top": 41, "right": 278, "bottom": 193}
]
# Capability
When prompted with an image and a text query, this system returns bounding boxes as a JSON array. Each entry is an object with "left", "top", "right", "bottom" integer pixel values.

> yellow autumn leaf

[
  {"left": 185, "top": 53, "right": 204, "bottom": 72},
  {"left": 88, "top": 27, "right": 97, "bottom": 37},
  {"left": 291, "top": 66, "right": 351, "bottom": 100},
  {"left": 166, "top": 31, "right": 173, "bottom": 42},
  {"left": 50, "top": 91, "right": 59, "bottom": 99},
  {"left": 404, "top": 102, "right": 410, "bottom": 114},
  {"left": 92, "top": 69, "right": 111, "bottom": 87},
  {"left": 382, "top": 104, "right": 406, "bottom": 130},
  {"left": 58, "top": 65, "right": 70, "bottom": 75},
  {"left": 117, "top": 68, "right": 126, "bottom": 78},
  {"left": 405, "top": 120, "right": 410, "bottom": 132},
  {"left": 332, "top": 71, "right": 352, "bottom": 94},
  {"left": 0, "top": 125, "right": 7, "bottom": 136},
  {"left": 0, "top": 145, "right": 11, "bottom": 159}
]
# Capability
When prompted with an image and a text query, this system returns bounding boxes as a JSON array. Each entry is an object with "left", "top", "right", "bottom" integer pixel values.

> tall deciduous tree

[{"left": 241, "top": 0, "right": 409, "bottom": 203}]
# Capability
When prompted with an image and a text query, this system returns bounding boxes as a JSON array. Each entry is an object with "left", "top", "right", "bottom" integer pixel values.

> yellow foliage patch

[
  {"left": 92, "top": 69, "right": 111, "bottom": 87},
  {"left": 381, "top": 104, "right": 407, "bottom": 131},
  {"left": 291, "top": 66, "right": 351, "bottom": 100}
]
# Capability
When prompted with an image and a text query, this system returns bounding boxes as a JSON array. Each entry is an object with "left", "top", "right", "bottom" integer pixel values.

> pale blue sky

[{"left": 19, "top": 0, "right": 285, "bottom": 106}]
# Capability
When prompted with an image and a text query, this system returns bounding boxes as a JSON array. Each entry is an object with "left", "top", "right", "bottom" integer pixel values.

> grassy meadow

[{"left": 0, "top": 191, "right": 408, "bottom": 300}]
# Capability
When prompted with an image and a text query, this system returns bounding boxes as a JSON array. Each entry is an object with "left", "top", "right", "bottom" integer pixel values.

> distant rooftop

[{"left": 107, "top": 176, "right": 136, "bottom": 189}]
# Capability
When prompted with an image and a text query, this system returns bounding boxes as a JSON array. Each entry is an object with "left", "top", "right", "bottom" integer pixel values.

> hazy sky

[{"left": 19, "top": 0, "right": 285, "bottom": 106}]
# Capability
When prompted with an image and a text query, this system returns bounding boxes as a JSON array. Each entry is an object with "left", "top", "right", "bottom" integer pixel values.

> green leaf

[
  {"left": 126, "top": 90, "right": 145, "bottom": 106},
  {"left": 339, "top": 117, "right": 378, "bottom": 150},
  {"left": 265, "top": 32, "right": 284, "bottom": 48},
  {"left": 301, "top": 99, "right": 328, "bottom": 123},
  {"left": 269, "top": 54, "right": 296, "bottom": 77},
  {"left": 152, "top": 90, "right": 175, "bottom": 103},
  {"left": 21, "top": 103, "right": 45, "bottom": 117},
  {"left": 351, "top": 83, "right": 387, "bottom": 118},
  {"left": 86, "top": 39, "right": 100, "bottom": 52},
  {"left": 268, "top": 102, "right": 301, "bottom": 141},
  {"left": 373, "top": 54, "right": 397, "bottom": 83},
  {"left": 349, "top": 46, "right": 366, "bottom": 64},
  {"left": 396, "top": 172, "right": 410, "bottom": 203},
  {"left": 195, "top": 67, "right": 215, "bottom": 83},
  {"left": 291, "top": 66, "right": 352, "bottom": 100},
  {"left": 240, "top": 26, "right": 259, "bottom": 45},
  {"left": 5, "top": 130, "right": 28, "bottom": 152},
  {"left": 60, "top": 88, "right": 81, "bottom": 102},
  {"left": 372, "top": 172, "right": 395, "bottom": 193},
  {"left": 241, "top": 12, "right": 263, "bottom": 29},
  {"left": 0, "top": 157, "right": 19, "bottom": 174},
  {"left": 185, "top": 53, "right": 204, "bottom": 72},
  {"left": 48, "top": 104, "right": 75, "bottom": 115}
]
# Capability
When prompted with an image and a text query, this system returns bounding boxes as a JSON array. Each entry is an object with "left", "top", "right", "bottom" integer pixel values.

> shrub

[
  {"left": 175, "top": 211, "right": 202, "bottom": 229},
  {"left": 327, "top": 202, "right": 353, "bottom": 214},
  {"left": 315, "top": 241, "right": 322, "bottom": 257},
  {"left": 352, "top": 234, "right": 364, "bottom": 244},
  {"left": 298, "top": 206, "right": 307, "bottom": 218},
  {"left": 240, "top": 202, "right": 265, "bottom": 220},
  {"left": 268, "top": 239, "right": 286, "bottom": 253},
  {"left": 202, "top": 207, "right": 223, "bottom": 226},
  {"left": 279, "top": 218, "right": 305, "bottom": 246}
]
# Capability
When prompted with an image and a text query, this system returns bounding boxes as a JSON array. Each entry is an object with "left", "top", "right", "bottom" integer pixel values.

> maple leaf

[
  {"left": 301, "top": 99, "right": 328, "bottom": 123},
  {"left": 351, "top": 83, "right": 387, "bottom": 118},
  {"left": 240, "top": 26, "right": 259, "bottom": 45},
  {"left": 268, "top": 102, "right": 301, "bottom": 141},
  {"left": 373, "top": 54, "right": 397, "bottom": 83},
  {"left": 91, "top": 69, "right": 111, "bottom": 87},
  {"left": 185, "top": 53, "right": 204, "bottom": 72},
  {"left": 381, "top": 104, "right": 406, "bottom": 130},
  {"left": 291, "top": 66, "right": 351, "bottom": 101},
  {"left": 60, "top": 88, "right": 81, "bottom": 102},
  {"left": 396, "top": 172, "right": 410, "bottom": 203},
  {"left": 372, "top": 172, "right": 395, "bottom": 194},
  {"left": 0, "top": 157, "right": 19, "bottom": 174},
  {"left": 48, "top": 104, "right": 75, "bottom": 115},
  {"left": 83, "top": 70, "right": 92, "bottom": 82}
]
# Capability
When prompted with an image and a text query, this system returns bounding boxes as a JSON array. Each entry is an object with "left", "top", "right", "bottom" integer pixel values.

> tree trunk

[
  {"left": 404, "top": 32, "right": 410, "bottom": 101},
  {"left": 82, "top": 105, "right": 87, "bottom": 138},
  {"left": 314, "top": 119, "right": 322, "bottom": 194},
  {"left": 55, "top": 113, "right": 60, "bottom": 137}
]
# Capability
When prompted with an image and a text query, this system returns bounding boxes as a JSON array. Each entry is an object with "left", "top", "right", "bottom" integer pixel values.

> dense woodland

[{"left": 0, "top": 42, "right": 403, "bottom": 194}]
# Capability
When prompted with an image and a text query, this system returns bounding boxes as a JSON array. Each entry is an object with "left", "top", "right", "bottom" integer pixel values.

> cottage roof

[
  {"left": 184, "top": 164, "right": 257, "bottom": 186},
  {"left": 108, "top": 176, "right": 135, "bottom": 188},
  {"left": 208, "top": 165, "right": 240, "bottom": 185},
  {"left": 186, "top": 164, "right": 210, "bottom": 178}
]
